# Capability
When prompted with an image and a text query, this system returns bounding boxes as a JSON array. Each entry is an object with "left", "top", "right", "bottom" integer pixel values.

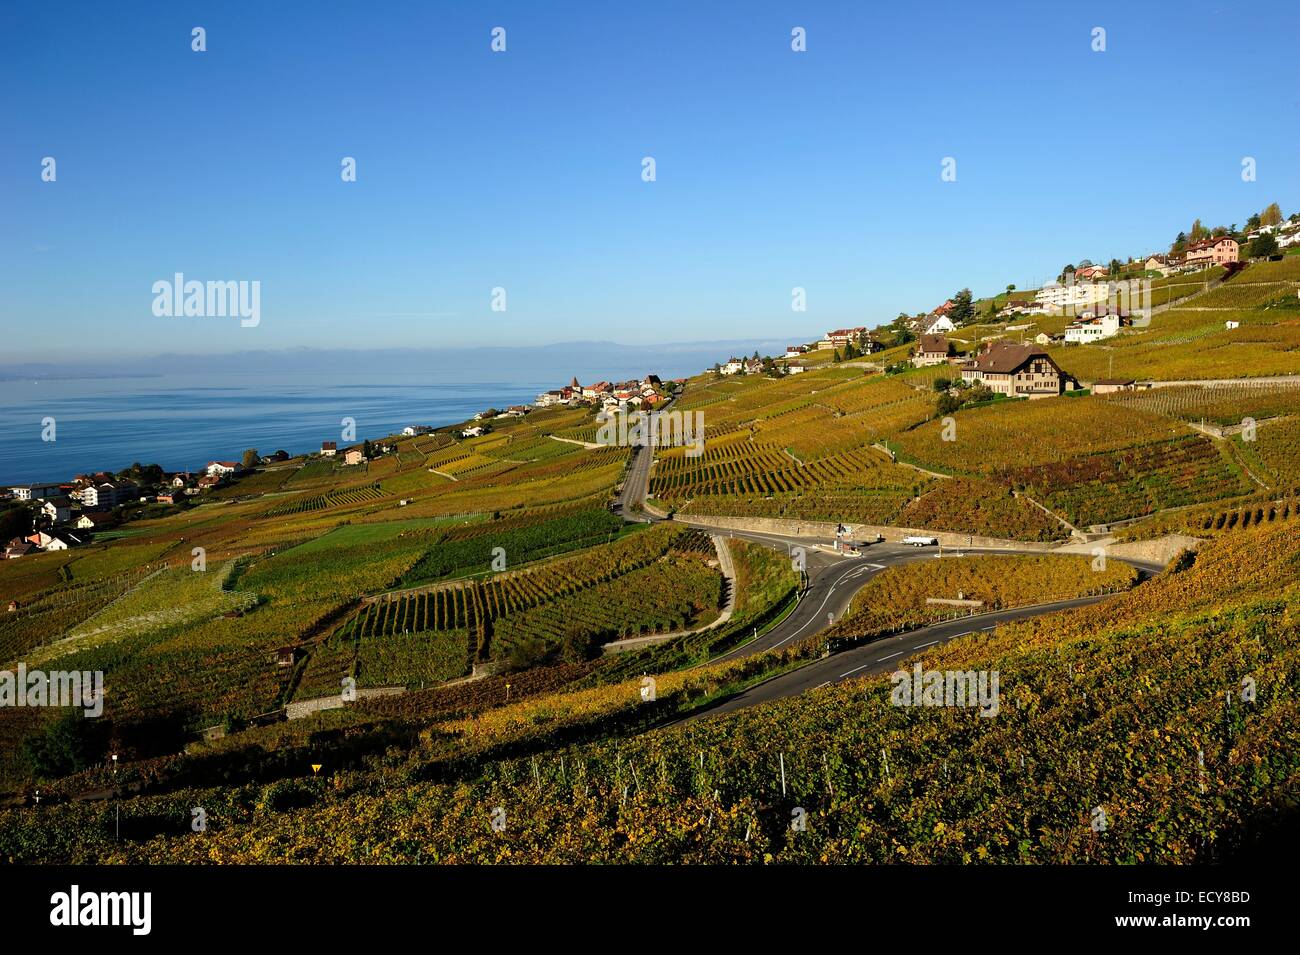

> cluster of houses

[
  {"left": 713, "top": 329, "right": 888, "bottom": 377},
  {"left": 1, "top": 450, "right": 311, "bottom": 558},
  {"left": 1249, "top": 218, "right": 1300, "bottom": 249},
  {"left": 319, "top": 441, "right": 372, "bottom": 466},
  {"left": 910, "top": 335, "right": 1083, "bottom": 400},
  {"left": 1141, "top": 236, "right": 1241, "bottom": 276},
  {"left": 534, "top": 375, "right": 672, "bottom": 413}
]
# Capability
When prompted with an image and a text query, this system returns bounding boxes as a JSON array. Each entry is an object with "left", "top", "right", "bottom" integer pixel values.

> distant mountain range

[{"left": 0, "top": 339, "right": 802, "bottom": 385}]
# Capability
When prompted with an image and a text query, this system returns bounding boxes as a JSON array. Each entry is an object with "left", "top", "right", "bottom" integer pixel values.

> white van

[{"left": 902, "top": 535, "right": 939, "bottom": 547}]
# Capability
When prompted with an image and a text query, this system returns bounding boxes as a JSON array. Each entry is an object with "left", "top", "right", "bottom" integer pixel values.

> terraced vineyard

[
  {"left": 491, "top": 557, "right": 724, "bottom": 664},
  {"left": 653, "top": 445, "right": 894, "bottom": 498},
  {"left": 889, "top": 396, "right": 1182, "bottom": 475},
  {"left": 0, "top": 564, "right": 159, "bottom": 661},
  {"left": 330, "top": 526, "right": 721, "bottom": 673},
  {"left": 1235, "top": 416, "right": 1300, "bottom": 486},
  {"left": 1103, "top": 382, "right": 1300, "bottom": 425},
  {"left": 265, "top": 483, "right": 385, "bottom": 516},
  {"left": 897, "top": 479, "right": 1069, "bottom": 541},
  {"left": 1002, "top": 434, "right": 1248, "bottom": 527}
]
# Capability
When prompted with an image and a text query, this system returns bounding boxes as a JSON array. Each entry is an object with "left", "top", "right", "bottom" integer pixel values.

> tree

[
  {"left": 1171, "top": 232, "right": 1188, "bottom": 255},
  {"left": 1005, "top": 284, "right": 1016, "bottom": 295},
  {"left": 1246, "top": 213, "right": 1262, "bottom": 231},
  {"left": 241, "top": 448, "right": 260, "bottom": 470},
  {"left": 1189, "top": 218, "right": 1208, "bottom": 241},
  {"left": 1261, "top": 203, "right": 1283, "bottom": 227},
  {"left": 932, "top": 376, "right": 952, "bottom": 392},
  {"left": 362, "top": 439, "right": 373, "bottom": 459},
  {"left": 832, "top": 348, "right": 843, "bottom": 363},
  {"left": 948, "top": 288, "right": 975, "bottom": 325},
  {"left": 1058, "top": 264, "right": 1076, "bottom": 283},
  {"left": 23, "top": 710, "right": 105, "bottom": 779},
  {"left": 936, "top": 392, "right": 963, "bottom": 416},
  {"left": 116, "top": 462, "right": 164, "bottom": 485},
  {"left": 1247, "top": 233, "right": 1279, "bottom": 258},
  {"left": 1108, "top": 258, "right": 1123, "bottom": 277},
  {"left": 843, "top": 341, "right": 859, "bottom": 360}
]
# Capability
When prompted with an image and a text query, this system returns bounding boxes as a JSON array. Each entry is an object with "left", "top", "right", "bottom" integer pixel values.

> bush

[{"left": 22, "top": 711, "right": 105, "bottom": 780}]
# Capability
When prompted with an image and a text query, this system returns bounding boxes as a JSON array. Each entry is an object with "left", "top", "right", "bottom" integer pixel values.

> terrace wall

[{"left": 675, "top": 514, "right": 1057, "bottom": 553}]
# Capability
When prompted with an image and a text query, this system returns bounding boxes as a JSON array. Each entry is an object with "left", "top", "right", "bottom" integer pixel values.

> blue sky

[{"left": 2, "top": 0, "right": 1297, "bottom": 360}]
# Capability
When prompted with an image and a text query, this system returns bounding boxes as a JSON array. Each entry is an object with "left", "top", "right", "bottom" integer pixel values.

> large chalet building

[
  {"left": 961, "top": 341, "right": 1075, "bottom": 399},
  {"left": 1183, "top": 236, "right": 1239, "bottom": 267}
]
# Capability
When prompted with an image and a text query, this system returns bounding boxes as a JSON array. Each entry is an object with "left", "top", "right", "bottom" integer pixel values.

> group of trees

[
  {"left": 935, "top": 378, "right": 995, "bottom": 416},
  {"left": 1170, "top": 204, "right": 1289, "bottom": 256},
  {"left": 115, "top": 461, "right": 164, "bottom": 484}
]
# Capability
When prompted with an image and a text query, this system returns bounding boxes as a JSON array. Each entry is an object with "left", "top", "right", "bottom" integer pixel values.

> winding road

[{"left": 616, "top": 459, "right": 1164, "bottom": 722}]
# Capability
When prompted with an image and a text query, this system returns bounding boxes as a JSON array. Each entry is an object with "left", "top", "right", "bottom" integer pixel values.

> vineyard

[
  {"left": 265, "top": 484, "right": 386, "bottom": 517},
  {"left": 398, "top": 504, "right": 625, "bottom": 586},
  {"left": 1103, "top": 382, "right": 1300, "bottom": 426},
  {"left": 888, "top": 396, "right": 1183, "bottom": 475},
  {"left": 896, "top": 479, "right": 1069, "bottom": 542},
  {"left": 326, "top": 525, "right": 722, "bottom": 675},
  {"left": 1232, "top": 416, "right": 1300, "bottom": 487},
  {"left": 491, "top": 557, "right": 724, "bottom": 666},
  {"left": 11, "top": 523, "right": 1298, "bottom": 864},
  {"left": 1000, "top": 434, "right": 1249, "bottom": 527},
  {"left": 0, "top": 564, "right": 160, "bottom": 662},
  {"left": 652, "top": 445, "right": 908, "bottom": 499}
]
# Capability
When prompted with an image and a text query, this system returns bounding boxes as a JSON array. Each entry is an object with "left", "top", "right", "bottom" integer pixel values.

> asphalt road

[
  {"left": 668, "top": 591, "right": 1114, "bottom": 726},
  {"left": 681, "top": 523, "right": 1162, "bottom": 661}
]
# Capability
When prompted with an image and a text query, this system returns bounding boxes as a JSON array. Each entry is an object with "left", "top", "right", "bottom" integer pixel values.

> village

[{"left": 706, "top": 213, "right": 1300, "bottom": 401}]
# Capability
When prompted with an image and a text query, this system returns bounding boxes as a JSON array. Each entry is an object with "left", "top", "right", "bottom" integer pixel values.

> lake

[{"left": 0, "top": 373, "right": 551, "bottom": 484}]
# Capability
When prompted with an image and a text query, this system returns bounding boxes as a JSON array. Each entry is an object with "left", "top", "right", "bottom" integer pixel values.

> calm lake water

[{"left": 0, "top": 373, "right": 551, "bottom": 484}]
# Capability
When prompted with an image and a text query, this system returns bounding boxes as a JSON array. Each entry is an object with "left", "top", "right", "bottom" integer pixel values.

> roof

[
  {"left": 1094, "top": 378, "right": 1136, "bottom": 385},
  {"left": 321, "top": 441, "right": 337, "bottom": 449},
  {"left": 1186, "top": 236, "right": 1237, "bottom": 251},
  {"left": 971, "top": 341, "right": 1056, "bottom": 374},
  {"left": 919, "top": 334, "right": 948, "bottom": 353}
]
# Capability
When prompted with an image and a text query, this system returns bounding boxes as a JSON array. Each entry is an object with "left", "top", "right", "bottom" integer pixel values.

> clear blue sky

[{"left": 3, "top": 0, "right": 1297, "bottom": 360}]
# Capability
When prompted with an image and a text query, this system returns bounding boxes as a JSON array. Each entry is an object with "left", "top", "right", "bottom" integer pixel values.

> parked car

[{"left": 902, "top": 535, "right": 939, "bottom": 547}]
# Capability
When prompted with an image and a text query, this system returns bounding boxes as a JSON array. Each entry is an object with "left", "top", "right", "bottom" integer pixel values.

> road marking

[
  {"left": 981, "top": 626, "right": 995, "bottom": 631},
  {"left": 838, "top": 664, "right": 871, "bottom": 678},
  {"left": 917, "top": 640, "right": 938, "bottom": 648},
  {"left": 814, "top": 681, "right": 831, "bottom": 689},
  {"left": 877, "top": 650, "right": 904, "bottom": 661}
]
